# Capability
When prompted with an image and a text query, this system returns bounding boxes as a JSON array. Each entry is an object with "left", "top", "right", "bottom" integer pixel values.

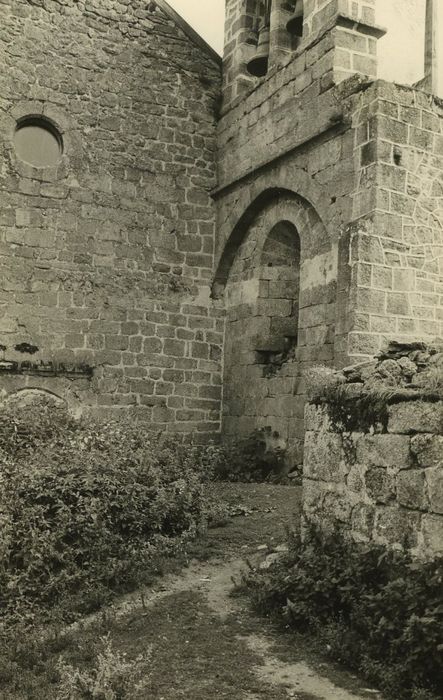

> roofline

[{"left": 155, "top": 0, "right": 222, "bottom": 65}]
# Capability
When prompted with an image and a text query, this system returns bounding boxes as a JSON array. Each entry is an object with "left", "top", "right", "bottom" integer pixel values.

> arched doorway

[{"left": 219, "top": 191, "right": 336, "bottom": 471}]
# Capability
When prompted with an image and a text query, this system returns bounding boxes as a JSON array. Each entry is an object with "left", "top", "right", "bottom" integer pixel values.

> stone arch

[
  {"left": 217, "top": 162, "right": 333, "bottom": 239},
  {"left": 0, "top": 385, "right": 83, "bottom": 418},
  {"left": 221, "top": 190, "right": 338, "bottom": 471},
  {"left": 213, "top": 187, "right": 329, "bottom": 298},
  {"left": 261, "top": 220, "right": 301, "bottom": 267},
  {"left": 1, "top": 387, "right": 66, "bottom": 408}
]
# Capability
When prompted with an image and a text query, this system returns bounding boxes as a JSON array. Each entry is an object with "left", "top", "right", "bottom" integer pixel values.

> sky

[
  {"left": 167, "top": 0, "right": 225, "bottom": 54},
  {"left": 167, "top": 0, "right": 442, "bottom": 94}
]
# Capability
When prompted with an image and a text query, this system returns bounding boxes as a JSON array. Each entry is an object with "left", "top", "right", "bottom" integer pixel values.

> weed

[
  {"left": 56, "top": 634, "right": 151, "bottom": 699},
  {"left": 0, "top": 404, "right": 217, "bottom": 627},
  {"left": 238, "top": 527, "right": 443, "bottom": 700},
  {"left": 208, "top": 430, "right": 286, "bottom": 483}
]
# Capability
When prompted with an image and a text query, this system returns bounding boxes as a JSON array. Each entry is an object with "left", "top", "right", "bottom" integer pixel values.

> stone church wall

[
  {"left": 215, "top": 0, "right": 443, "bottom": 468},
  {"left": 0, "top": 0, "right": 223, "bottom": 436},
  {"left": 214, "top": 0, "right": 383, "bottom": 466}
]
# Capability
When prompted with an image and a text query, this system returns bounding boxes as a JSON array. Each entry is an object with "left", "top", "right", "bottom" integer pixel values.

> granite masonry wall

[
  {"left": 303, "top": 398, "right": 443, "bottom": 558},
  {"left": 0, "top": 0, "right": 223, "bottom": 436},
  {"left": 215, "top": 0, "right": 443, "bottom": 467},
  {"left": 215, "top": 0, "right": 385, "bottom": 465},
  {"left": 348, "top": 81, "right": 443, "bottom": 357},
  {"left": 303, "top": 343, "right": 443, "bottom": 559},
  {"left": 1, "top": 0, "right": 442, "bottom": 459}
]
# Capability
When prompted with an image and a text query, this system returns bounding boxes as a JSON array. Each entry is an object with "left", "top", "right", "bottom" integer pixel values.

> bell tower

[{"left": 222, "top": 0, "right": 386, "bottom": 112}]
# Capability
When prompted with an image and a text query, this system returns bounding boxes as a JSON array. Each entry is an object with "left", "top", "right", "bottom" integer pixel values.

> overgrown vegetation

[
  {"left": 56, "top": 634, "right": 151, "bottom": 700},
  {"left": 0, "top": 402, "right": 284, "bottom": 626},
  {"left": 0, "top": 619, "right": 152, "bottom": 700},
  {"left": 209, "top": 429, "right": 286, "bottom": 483},
  {"left": 0, "top": 403, "right": 218, "bottom": 628},
  {"left": 305, "top": 361, "right": 443, "bottom": 433},
  {"left": 238, "top": 528, "right": 443, "bottom": 700}
]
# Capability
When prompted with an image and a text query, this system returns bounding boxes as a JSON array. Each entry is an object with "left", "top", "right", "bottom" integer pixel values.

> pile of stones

[{"left": 341, "top": 340, "right": 443, "bottom": 393}]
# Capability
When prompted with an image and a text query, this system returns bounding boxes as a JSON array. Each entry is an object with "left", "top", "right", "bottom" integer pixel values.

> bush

[
  {"left": 0, "top": 404, "right": 213, "bottom": 625},
  {"left": 239, "top": 528, "right": 443, "bottom": 700},
  {"left": 209, "top": 430, "right": 286, "bottom": 483}
]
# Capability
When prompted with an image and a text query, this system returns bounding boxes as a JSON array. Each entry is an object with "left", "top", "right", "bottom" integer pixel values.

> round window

[{"left": 14, "top": 118, "right": 63, "bottom": 167}]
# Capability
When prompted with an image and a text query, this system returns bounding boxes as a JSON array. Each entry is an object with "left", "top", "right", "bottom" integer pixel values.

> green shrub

[
  {"left": 209, "top": 430, "right": 286, "bottom": 483},
  {"left": 0, "top": 404, "right": 212, "bottom": 625},
  {"left": 239, "top": 528, "right": 443, "bottom": 700}
]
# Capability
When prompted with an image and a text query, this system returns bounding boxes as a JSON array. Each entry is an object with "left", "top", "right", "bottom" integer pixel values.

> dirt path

[{"left": 96, "top": 484, "right": 384, "bottom": 700}]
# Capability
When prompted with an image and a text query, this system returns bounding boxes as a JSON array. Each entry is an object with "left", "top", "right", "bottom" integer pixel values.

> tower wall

[
  {"left": 221, "top": 0, "right": 383, "bottom": 112},
  {"left": 348, "top": 81, "right": 443, "bottom": 355},
  {"left": 216, "top": 0, "right": 443, "bottom": 470}
]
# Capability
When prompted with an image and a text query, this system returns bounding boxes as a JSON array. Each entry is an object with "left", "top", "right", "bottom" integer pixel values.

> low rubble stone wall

[{"left": 302, "top": 343, "right": 443, "bottom": 559}]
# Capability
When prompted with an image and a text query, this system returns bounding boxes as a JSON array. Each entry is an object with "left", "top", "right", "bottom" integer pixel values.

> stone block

[
  {"left": 374, "top": 507, "right": 421, "bottom": 548},
  {"left": 355, "top": 287, "right": 386, "bottom": 314},
  {"left": 411, "top": 434, "right": 443, "bottom": 468},
  {"left": 386, "top": 292, "right": 410, "bottom": 316},
  {"left": 388, "top": 402, "right": 443, "bottom": 435},
  {"left": 425, "top": 468, "right": 443, "bottom": 515},
  {"left": 304, "top": 403, "right": 331, "bottom": 433},
  {"left": 355, "top": 434, "right": 411, "bottom": 469},
  {"left": 421, "top": 514, "right": 443, "bottom": 557},
  {"left": 365, "top": 467, "right": 395, "bottom": 504},
  {"left": 348, "top": 332, "right": 381, "bottom": 356},
  {"left": 393, "top": 268, "right": 415, "bottom": 292},
  {"left": 347, "top": 463, "right": 366, "bottom": 494},
  {"left": 396, "top": 470, "right": 428, "bottom": 511},
  {"left": 350, "top": 233, "right": 384, "bottom": 265},
  {"left": 303, "top": 430, "right": 343, "bottom": 482},
  {"left": 351, "top": 503, "right": 376, "bottom": 542},
  {"left": 372, "top": 265, "right": 393, "bottom": 290},
  {"left": 375, "top": 116, "right": 408, "bottom": 144},
  {"left": 323, "top": 490, "right": 352, "bottom": 524},
  {"left": 302, "top": 478, "right": 326, "bottom": 516}
]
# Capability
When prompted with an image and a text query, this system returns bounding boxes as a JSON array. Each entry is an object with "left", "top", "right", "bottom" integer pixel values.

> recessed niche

[{"left": 14, "top": 117, "right": 63, "bottom": 167}]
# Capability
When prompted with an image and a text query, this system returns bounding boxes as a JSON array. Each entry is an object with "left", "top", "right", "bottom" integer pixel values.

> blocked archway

[{"left": 220, "top": 191, "right": 337, "bottom": 470}]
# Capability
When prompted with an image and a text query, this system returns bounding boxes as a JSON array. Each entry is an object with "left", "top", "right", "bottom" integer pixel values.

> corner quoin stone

[
  {"left": 421, "top": 514, "right": 443, "bottom": 556},
  {"left": 425, "top": 467, "right": 443, "bottom": 515},
  {"left": 303, "top": 430, "right": 344, "bottom": 482}
]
